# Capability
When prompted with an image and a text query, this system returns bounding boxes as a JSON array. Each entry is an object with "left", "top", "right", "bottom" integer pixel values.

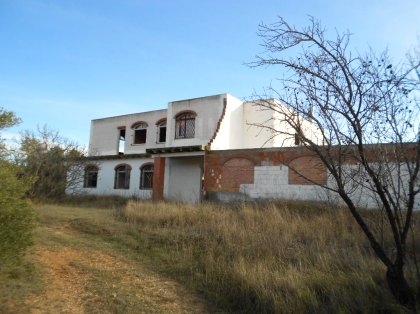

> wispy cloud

[
  {"left": 1, "top": 132, "right": 21, "bottom": 151},
  {"left": 1, "top": 132, "right": 21, "bottom": 141}
]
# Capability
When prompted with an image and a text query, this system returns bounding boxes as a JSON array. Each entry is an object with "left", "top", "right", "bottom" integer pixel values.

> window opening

[
  {"left": 84, "top": 165, "right": 98, "bottom": 188},
  {"left": 118, "top": 128, "right": 126, "bottom": 154},
  {"left": 175, "top": 113, "right": 195, "bottom": 139},
  {"left": 134, "top": 123, "right": 147, "bottom": 144},
  {"left": 157, "top": 121, "right": 166, "bottom": 143},
  {"left": 140, "top": 164, "right": 154, "bottom": 189},
  {"left": 114, "top": 165, "right": 131, "bottom": 189}
]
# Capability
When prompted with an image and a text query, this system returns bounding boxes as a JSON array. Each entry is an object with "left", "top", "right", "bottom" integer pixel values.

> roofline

[
  {"left": 169, "top": 93, "right": 228, "bottom": 104},
  {"left": 92, "top": 108, "right": 167, "bottom": 122},
  {"left": 243, "top": 98, "right": 281, "bottom": 105},
  {"left": 92, "top": 93, "right": 239, "bottom": 121},
  {"left": 85, "top": 153, "right": 151, "bottom": 160}
]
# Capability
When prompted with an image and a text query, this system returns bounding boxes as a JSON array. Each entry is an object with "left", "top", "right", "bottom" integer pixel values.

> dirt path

[{"left": 25, "top": 226, "right": 209, "bottom": 313}]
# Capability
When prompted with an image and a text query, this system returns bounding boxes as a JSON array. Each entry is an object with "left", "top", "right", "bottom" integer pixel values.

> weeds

[
  {"left": 28, "top": 199, "right": 419, "bottom": 312},
  {"left": 118, "top": 200, "right": 417, "bottom": 313}
]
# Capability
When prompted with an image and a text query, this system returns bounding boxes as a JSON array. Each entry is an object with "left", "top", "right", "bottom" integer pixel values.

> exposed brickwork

[
  {"left": 204, "top": 153, "right": 222, "bottom": 192},
  {"left": 208, "top": 98, "right": 227, "bottom": 146},
  {"left": 174, "top": 110, "right": 197, "bottom": 118},
  {"left": 204, "top": 148, "right": 327, "bottom": 193},
  {"left": 130, "top": 121, "right": 149, "bottom": 128},
  {"left": 220, "top": 158, "right": 254, "bottom": 191},
  {"left": 155, "top": 118, "right": 167, "bottom": 125},
  {"left": 152, "top": 157, "right": 165, "bottom": 201},
  {"left": 140, "top": 162, "right": 154, "bottom": 170},
  {"left": 288, "top": 156, "right": 327, "bottom": 185},
  {"left": 114, "top": 163, "right": 132, "bottom": 170}
]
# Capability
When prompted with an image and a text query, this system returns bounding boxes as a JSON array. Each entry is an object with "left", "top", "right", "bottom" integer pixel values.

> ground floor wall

[
  {"left": 67, "top": 155, "right": 204, "bottom": 203},
  {"left": 163, "top": 156, "right": 203, "bottom": 203},
  {"left": 67, "top": 148, "right": 420, "bottom": 209},
  {"left": 67, "top": 158, "right": 154, "bottom": 199},
  {"left": 204, "top": 148, "right": 420, "bottom": 210}
]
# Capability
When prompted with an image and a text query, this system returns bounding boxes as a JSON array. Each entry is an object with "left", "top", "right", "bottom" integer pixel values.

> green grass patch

[{"left": 0, "top": 257, "right": 44, "bottom": 313}]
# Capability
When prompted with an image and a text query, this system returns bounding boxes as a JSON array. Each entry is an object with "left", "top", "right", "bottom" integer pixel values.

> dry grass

[
  {"left": 2, "top": 203, "right": 212, "bottom": 313},
  {"left": 8, "top": 199, "right": 417, "bottom": 312},
  {"left": 118, "top": 200, "right": 419, "bottom": 313}
]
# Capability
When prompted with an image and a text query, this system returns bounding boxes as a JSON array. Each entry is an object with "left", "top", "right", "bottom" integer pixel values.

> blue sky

[{"left": 1, "top": 0, "right": 419, "bottom": 147}]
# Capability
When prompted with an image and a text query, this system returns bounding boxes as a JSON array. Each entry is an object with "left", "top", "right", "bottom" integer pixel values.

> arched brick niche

[
  {"left": 221, "top": 158, "right": 254, "bottom": 191},
  {"left": 288, "top": 156, "right": 326, "bottom": 185}
]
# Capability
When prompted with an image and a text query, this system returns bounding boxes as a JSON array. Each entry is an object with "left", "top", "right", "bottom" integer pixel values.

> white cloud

[{"left": 1, "top": 132, "right": 21, "bottom": 141}]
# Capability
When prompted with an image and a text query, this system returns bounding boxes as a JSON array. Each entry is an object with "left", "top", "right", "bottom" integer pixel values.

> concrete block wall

[
  {"left": 204, "top": 147, "right": 327, "bottom": 201},
  {"left": 239, "top": 165, "right": 326, "bottom": 200},
  {"left": 204, "top": 148, "right": 420, "bottom": 209}
]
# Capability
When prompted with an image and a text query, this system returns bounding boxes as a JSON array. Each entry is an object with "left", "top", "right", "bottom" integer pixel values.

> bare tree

[
  {"left": 18, "top": 126, "right": 90, "bottom": 200},
  {"left": 249, "top": 17, "right": 420, "bottom": 310}
]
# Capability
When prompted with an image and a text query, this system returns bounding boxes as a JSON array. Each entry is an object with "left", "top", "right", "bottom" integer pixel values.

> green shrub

[{"left": 0, "top": 161, "right": 36, "bottom": 269}]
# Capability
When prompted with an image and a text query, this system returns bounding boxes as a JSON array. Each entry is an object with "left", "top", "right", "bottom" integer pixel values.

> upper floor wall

[
  {"left": 88, "top": 94, "right": 228, "bottom": 156},
  {"left": 89, "top": 109, "right": 168, "bottom": 156},
  {"left": 166, "top": 94, "right": 226, "bottom": 148},
  {"left": 211, "top": 99, "right": 322, "bottom": 150},
  {"left": 88, "top": 93, "right": 322, "bottom": 156}
]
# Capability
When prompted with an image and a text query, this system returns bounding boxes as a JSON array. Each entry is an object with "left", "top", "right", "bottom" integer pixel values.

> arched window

[
  {"left": 114, "top": 164, "right": 131, "bottom": 189},
  {"left": 131, "top": 121, "right": 148, "bottom": 144},
  {"left": 156, "top": 118, "right": 167, "bottom": 143},
  {"left": 84, "top": 165, "right": 98, "bottom": 188},
  {"left": 175, "top": 111, "right": 196, "bottom": 139},
  {"left": 140, "top": 164, "right": 154, "bottom": 190}
]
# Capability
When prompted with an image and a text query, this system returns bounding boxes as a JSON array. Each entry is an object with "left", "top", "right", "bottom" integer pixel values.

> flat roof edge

[
  {"left": 169, "top": 93, "right": 228, "bottom": 104},
  {"left": 92, "top": 108, "right": 167, "bottom": 122}
]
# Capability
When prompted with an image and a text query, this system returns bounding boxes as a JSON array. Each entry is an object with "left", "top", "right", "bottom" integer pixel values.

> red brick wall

[
  {"left": 220, "top": 158, "right": 254, "bottom": 191},
  {"left": 204, "top": 148, "right": 327, "bottom": 192},
  {"left": 288, "top": 156, "right": 327, "bottom": 185},
  {"left": 153, "top": 157, "right": 165, "bottom": 200}
]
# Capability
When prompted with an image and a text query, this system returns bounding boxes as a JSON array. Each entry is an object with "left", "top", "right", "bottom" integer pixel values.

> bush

[{"left": 0, "top": 161, "right": 36, "bottom": 269}]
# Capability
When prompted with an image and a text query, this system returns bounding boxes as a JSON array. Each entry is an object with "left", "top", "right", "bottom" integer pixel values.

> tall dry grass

[{"left": 118, "top": 200, "right": 419, "bottom": 313}]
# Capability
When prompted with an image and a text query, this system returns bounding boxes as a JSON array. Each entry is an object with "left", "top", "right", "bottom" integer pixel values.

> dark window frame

[
  {"left": 83, "top": 165, "right": 99, "bottom": 188},
  {"left": 140, "top": 164, "right": 154, "bottom": 190},
  {"left": 156, "top": 120, "right": 167, "bottom": 143},
  {"left": 175, "top": 112, "right": 196, "bottom": 139},
  {"left": 132, "top": 122, "right": 148, "bottom": 145},
  {"left": 114, "top": 164, "right": 131, "bottom": 189}
]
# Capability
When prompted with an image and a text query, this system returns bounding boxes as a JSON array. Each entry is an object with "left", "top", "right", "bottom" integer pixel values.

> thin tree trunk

[{"left": 386, "top": 264, "right": 417, "bottom": 312}]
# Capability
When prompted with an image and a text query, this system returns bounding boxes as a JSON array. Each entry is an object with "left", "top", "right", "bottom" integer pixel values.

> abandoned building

[{"left": 68, "top": 93, "right": 420, "bottom": 209}]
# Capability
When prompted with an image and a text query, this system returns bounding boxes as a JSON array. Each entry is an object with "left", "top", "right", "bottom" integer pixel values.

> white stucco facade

[
  {"left": 210, "top": 94, "right": 245, "bottom": 150},
  {"left": 71, "top": 93, "right": 330, "bottom": 202},
  {"left": 88, "top": 93, "right": 320, "bottom": 157},
  {"left": 166, "top": 95, "right": 225, "bottom": 148},
  {"left": 89, "top": 109, "right": 168, "bottom": 156},
  {"left": 68, "top": 157, "right": 154, "bottom": 198}
]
